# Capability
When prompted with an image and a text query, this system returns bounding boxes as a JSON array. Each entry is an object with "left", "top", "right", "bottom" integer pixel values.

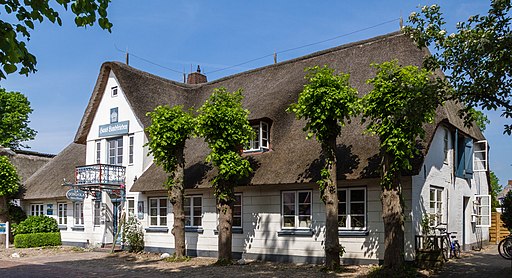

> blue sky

[{"left": 1, "top": 0, "right": 509, "bottom": 187}]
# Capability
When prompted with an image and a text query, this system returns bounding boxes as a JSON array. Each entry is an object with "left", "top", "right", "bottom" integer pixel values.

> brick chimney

[{"left": 187, "top": 65, "right": 207, "bottom": 84}]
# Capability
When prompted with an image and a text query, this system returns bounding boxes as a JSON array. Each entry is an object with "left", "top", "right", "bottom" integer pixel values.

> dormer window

[
  {"left": 245, "top": 121, "right": 269, "bottom": 152},
  {"left": 111, "top": 86, "right": 118, "bottom": 97}
]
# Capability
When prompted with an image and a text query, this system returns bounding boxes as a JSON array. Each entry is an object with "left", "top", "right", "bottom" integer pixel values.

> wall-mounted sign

[
  {"left": 110, "top": 107, "right": 118, "bottom": 123},
  {"left": 138, "top": 201, "right": 144, "bottom": 220},
  {"left": 66, "top": 189, "right": 86, "bottom": 202},
  {"left": 46, "top": 204, "right": 53, "bottom": 215},
  {"left": 99, "top": 120, "right": 129, "bottom": 137}
]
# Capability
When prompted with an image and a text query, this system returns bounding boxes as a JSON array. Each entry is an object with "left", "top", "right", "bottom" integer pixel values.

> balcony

[{"left": 75, "top": 164, "right": 126, "bottom": 189}]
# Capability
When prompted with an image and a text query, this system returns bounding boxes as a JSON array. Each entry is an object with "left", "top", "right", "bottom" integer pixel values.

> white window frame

[
  {"left": 73, "top": 202, "right": 84, "bottom": 226},
  {"left": 233, "top": 193, "right": 242, "bottom": 229},
  {"left": 111, "top": 86, "right": 118, "bottom": 97},
  {"left": 245, "top": 121, "right": 269, "bottom": 152},
  {"left": 338, "top": 187, "right": 367, "bottom": 230},
  {"left": 93, "top": 201, "right": 101, "bottom": 226},
  {"left": 30, "top": 204, "right": 44, "bottom": 216},
  {"left": 127, "top": 197, "right": 135, "bottom": 217},
  {"left": 443, "top": 128, "right": 450, "bottom": 164},
  {"left": 429, "top": 187, "right": 444, "bottom": 227},
  {"left": 128, "top": 135, "right": 134, "bottom": 165},
  {"left": 185, "top": 196, "right": 203, "bottom": 227},
  {"left": 473, "top": 140, "right": 488, "bottom": 172},
  {"left": 107, "top": 137, "right": 123, "bottom": 165},
  {"left": 95, "top": 140, "right": 101, "bottom": 164},
  {"left": 148, "top": 197, "right": 168, "bottom": 227},
  {"left": 57, "top": 203, "right": 67, "bottom": 225},
  {"left": 281, "top": 190, "right": 312, "bottom": 229},
  {"left": 474, "top": 195, "right": 491, "bottom": 228}
]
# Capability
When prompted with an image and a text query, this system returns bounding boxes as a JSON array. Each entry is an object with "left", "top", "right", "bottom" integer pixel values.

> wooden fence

[{"left": 490, "top": 212, "right": 510, "bottom": 244}]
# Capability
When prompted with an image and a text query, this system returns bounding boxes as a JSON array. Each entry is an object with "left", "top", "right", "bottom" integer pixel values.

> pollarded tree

[
  {"left": 0, "top": 156, "right": 20, "bottom": 245},
  {"left": 0, "top": 88, "right": 36, "bottom": 149},
  {"left": 196, "top": 87, "right": 253, "bottom": 263},
  {"left": 361, "top": 60, "right": 446, "bottom": 270},
  {"left": 0, "top": 0, "right": 112, "bottom": 79},
  {"left": 145, "top": 105, "right": 195, "bottom": 258},
  {"left": 287, "top": 65, "right": 358, "bottom": 270},
  {"left": 404, "top": 1, "right": 512, "bottom": 134}
]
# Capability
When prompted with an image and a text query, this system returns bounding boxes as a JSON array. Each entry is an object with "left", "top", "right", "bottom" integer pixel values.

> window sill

[
  {"left": 277, "top": 229, "right": 314, "bottom": 237},
  {"left": 185, "top": 227, "right": 204, "bottom": 233},
  {"left": 214, "top": 227, "right": 243, "bottom": 235},
  {"left": 71, "top": 226, "right": 84, "bottom": 231},
  {"left": 145, "top": 227, "right": 169, "bottom": 233},
  {"left": 243, "top": 148, "right": 269, "bottom": 154},
  {"left": 58, "top": 225, "right": 68, "bottom": 231},
  {"left": 338, "top": 230, "right": 369, "bottom": 237}
]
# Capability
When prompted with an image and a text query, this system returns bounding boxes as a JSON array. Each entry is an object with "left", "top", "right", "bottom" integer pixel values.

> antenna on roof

[
  {"left": 399, "top": 11, "right": 403, "bottom": 29},
  {"left": 125, "top": 47, "right": 129, "bottom": 65},
  {"left": 274, "top": 52, "right": 277, "bottom": 64}
]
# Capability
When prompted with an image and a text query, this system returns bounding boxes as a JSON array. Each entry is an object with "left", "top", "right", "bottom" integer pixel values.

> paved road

[{"left": 434, "top": 244, "right": 511, "bottom": 277}]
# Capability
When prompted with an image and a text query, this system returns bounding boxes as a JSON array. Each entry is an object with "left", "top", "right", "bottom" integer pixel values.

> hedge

[{"left": 14, "top": 232, "right": 62, "bottom": 248}]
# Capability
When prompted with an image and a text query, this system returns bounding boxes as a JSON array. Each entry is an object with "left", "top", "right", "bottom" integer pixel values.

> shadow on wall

[{"left": 102, "top": 203, "right": 113, "bottom": 245}]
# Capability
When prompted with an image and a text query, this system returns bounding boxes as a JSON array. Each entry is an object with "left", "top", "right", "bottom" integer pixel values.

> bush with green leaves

[
  {"left": 122, "top": 215, "right": 144, "bottom": 253},
  {"left": 13, "top": 215, "right": 58, "bottom": 236},
  {"left": 8, "top": 203, "right": 27, "bottom": 224},
  {"left": 14, "top": 232, "right": 61, "bottom": 248},
  {"left": 501, "top": 190, "right": 512, "bottom": 232}
]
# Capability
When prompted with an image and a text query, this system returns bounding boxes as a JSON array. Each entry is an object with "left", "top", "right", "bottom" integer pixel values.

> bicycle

[
  {"left": 435, "top": 224, "right": 461, "bottom": 260},
  {"left": 498, "top": 235, "right": 512, "bottom": 260}
]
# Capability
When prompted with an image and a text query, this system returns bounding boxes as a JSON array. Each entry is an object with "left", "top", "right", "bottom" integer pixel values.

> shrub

[
  {"left": 14, "top": 232, "right": 61, "bottom": 248},
  {"left": 13, "top": 215, "right": 59, "bottom": 236},
  {"left": 501, "top": 191, "right": 512, "bottom": 232},
  {"left": 122, "top": 215, "right": 144, "bottom": 253},
  {"left": 8, "top": 203, "right": 27, "bottom": 224}
]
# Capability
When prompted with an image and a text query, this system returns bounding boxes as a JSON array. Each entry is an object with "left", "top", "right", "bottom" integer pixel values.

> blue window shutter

[
  {"left": 455, "top": 129, "right": 464, "bottom": 178},
  {"left": 464, "top": 138, "right": 474, "bottom": 178}
]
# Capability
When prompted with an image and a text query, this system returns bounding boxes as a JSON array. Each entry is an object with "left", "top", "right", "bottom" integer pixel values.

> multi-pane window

[
  {"left": 185, "top": 196, "right": 202, "bottom": 227},
  {"left": 149, "top": 197, "right": 167, "bottom": 226},
  {"left": 94, "top": 201, "right": 101, "bottom": 226},
  {"left": 31, "top": 204, "right": 44, "bottom": 216},
  {"left": 443, "top": 128, "right": 449, "bottom": 164},
  {"left": 74, "top": 202, "right": 84, "bottom": 226},
  {"left": 111, "top": 86, "right": 118, "bottom": 97},
  {"left": 475, "top": 195, "right": 491, "bottom": 228},
  {"left": 108, "top": 137, "right": 123, "bottom": 165},
  {"left": 129, "top": 135, "right": 134, "bottom": 164},
  {"left": 338, "top": 188, "right": 366, "bottom": 230},
  {"left": 127, "top": 197, "right": 135, "bottom": 217},
  {"left": 246, "top": 121, "right": 269, "bottom": 152},
  {"left": 58, "top": 203, "right": 67, "bottom": 225},
  {"left": 282, "top": 190, "right": 312, "bottom": 229},
  {"left": 96, "top": 140, "right": 101, "bottom": 164},
  {"left": 429, "top": 187, "right": 443, "bottom": 227},
  {"left": 473, "top": 140, "right": 488, "bottom": 172},
  {"left": 233, "top": 194, "right": 242, "bottom": 228}
]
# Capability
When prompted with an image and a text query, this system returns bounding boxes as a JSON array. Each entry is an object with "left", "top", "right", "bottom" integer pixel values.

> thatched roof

[
  {"left": 23, "top": 143, "right": 85, "bottom": 200},
  {"left": 64, "top": 31, "right": 484, "bottom": 193},
  {"left": 0, "top": 146, "right": 54, "bottom": 184}
]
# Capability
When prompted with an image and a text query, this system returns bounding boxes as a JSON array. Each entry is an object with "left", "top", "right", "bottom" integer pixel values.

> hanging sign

[
  {"left": 66, "top": 189, "right": 86, "bottom": 202},
  {"left": 99, "top": 121, "right": 129, "bottom": 137}
]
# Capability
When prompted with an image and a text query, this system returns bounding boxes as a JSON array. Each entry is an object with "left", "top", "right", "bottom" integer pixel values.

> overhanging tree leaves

[
  {"left": 361, "top": 60, "right": 445, "bottom": 270},
  {"left": 0, "top": 88, "right": 36, "bottom": 149},
  {"left": 287, "top": 65, "right": 358, "bottom": 270},
  {"left": 404, "top": 0, "right": 512, "bottom": 134},
  {"left": 145, "top": 105, "right": 194, "bottom": 258},
  {"left": 0, "top": 0, "right": 113, "bottom": 79},
  {"left": 196, "top": 87, "right": 253, "bottom": 263}
]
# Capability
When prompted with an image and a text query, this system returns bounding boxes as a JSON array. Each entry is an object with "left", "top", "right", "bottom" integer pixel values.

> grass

[
  {"left": 163, "top": 254, "right": 192, "bottom": 263},
  {"left": 367, "top": 264, "right": 428, "bottom": 278}
]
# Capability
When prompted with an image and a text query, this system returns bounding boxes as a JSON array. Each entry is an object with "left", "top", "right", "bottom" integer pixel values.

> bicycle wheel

[
  {"left": 498, "top": 237, "right": 512, "bottom": 260},
  {"left": 441, "top": 236, "right": 450, "bottom": 260},
  {"left": 452, "top": 242, "right": 461, "bottom": 258}
]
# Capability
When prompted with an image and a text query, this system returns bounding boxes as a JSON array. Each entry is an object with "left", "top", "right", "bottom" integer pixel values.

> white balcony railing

[{"left": 75, "top": 164, "right": 126, "bottom": 186}]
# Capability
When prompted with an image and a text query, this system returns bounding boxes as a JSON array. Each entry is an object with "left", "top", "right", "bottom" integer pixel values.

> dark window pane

[
  {"left": 194, "top": 197, "right": 202, "bottom": 206},
  {"left": 338, "top": 190, "right": 346, "bottom": 201},
  {"left": 159, "top": 198, "right": 167, "bottom": 207},
  {"left": 150, "top": 217, "right": 157, "bottom": 226},
  {"left": 350, "top": 203, "right": 365, "bottom": 214},
  {"left": 184, "top": 197, "right": 190, "bottom": 207},
  {"left": 350, "top": 190, "right": 364, "bottom": 201},
  {"left": 338, "top": 216, "right": 347, "bottom": 227},
  {"left": 298, "top": 191, "right": 310, "bottom": 203},
  {"left": 351, "top": 216, "right": 365, "bottom": 228},
  {"left": 283, "top": 216, "right": 295, "bottom": 227},
  {"left": 233, "top": 206, "right": 241, "bottom": 215},
  {"left": 298, "top": 216, "right": 311, "bottom": 227},
  {"left": 233, "top": 217, "right": 242, "bottom": 227},
  {"left": 193, "top": 216, "right": 201, "bottom": 226},
  {"left": 160, "top": 217, "right": 167, "bottom": 226},
  {"left": 283, "top": 192, "right": 295, "bottom": 204},
  {"left": 299, "top": 204, "right": 311, "bottom": 215},
  {"left": 283, "top": 204, "right": 295, "bottom": 215},
  {"left": 338, "top": 203, "right": 347, "bottom": 215}
]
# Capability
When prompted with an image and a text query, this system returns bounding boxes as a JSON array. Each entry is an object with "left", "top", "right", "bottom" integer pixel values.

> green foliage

[
  {"left": 14, "top": 232, "right": 61, "bottom": 248},
  {"left": 196, "top": 87, "right": 254, "bottom": 201},
  {"left": 12, "top": 215, "right": 59, "bottom": 236},
  {"left": 122, "top": 215, "right": 145, "bottom": 253},
  {"left": 404, "top": 1, "right": 512, "bottom": 134},
  {"left": 0, "top": 0, "right": 112, "bottom": 79},
  {"left": 7, "top": 203, "right": 27, "bottom": 224},
  {"left": 145, "top": 105, "right": 195, "bottom": 188},
  {"left": 501, "top": 190, "right": 512, "bottom": 232},
  {"left": 362, "top": 61, "right": 445, "bottom": 189},
  {"left": 468, "top": 108, "right": 490, "bottom": 132},
  {"left": 0, "top": 88, "right": 36, "bottom": 149},
  {"left": 367, "top": 264, "right": 421, "bottom": 278},
  {"left": 164, "top": 254, "right": 192, "bottom": 263},
  {"left": 490, "top": 171, "right": 502, "bottom": 211},
  {"left": 0, "top": 156, "right": 20, "bottom": 197},
  {"left": 287, "top": 65, "right": 358, "bottom": 199}
]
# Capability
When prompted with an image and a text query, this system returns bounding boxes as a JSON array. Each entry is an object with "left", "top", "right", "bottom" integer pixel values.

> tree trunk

[
  {"left": 381, "top": 153, "right": 404, "bottom": 269},
  {"left": 217, "top": 180, "right": 233, "bottom": 262},
  {"left": 0, "top": 195, "right": 7, "bottom": 247},
  {"left": 169, "top": 149, "right": 186, "bottom": 258},
  {"left": 323, "top": 136, "right": 341, "bottom": 270}
]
